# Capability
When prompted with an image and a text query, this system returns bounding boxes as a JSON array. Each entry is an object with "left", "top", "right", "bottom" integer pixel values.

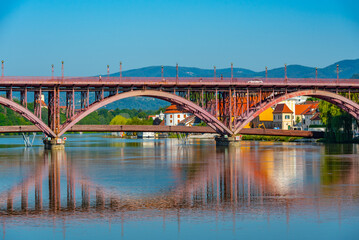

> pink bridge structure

[{"left": 0, "top": 64, "right": 359, "bottom": 146}]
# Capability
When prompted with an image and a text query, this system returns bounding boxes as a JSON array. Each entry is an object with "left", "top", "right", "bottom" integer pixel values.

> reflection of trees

[{"left": 321, "top": 156, "right": 352, "bottom": 185}]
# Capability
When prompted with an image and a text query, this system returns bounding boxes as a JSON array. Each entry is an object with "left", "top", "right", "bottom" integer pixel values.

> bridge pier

[
  {"left": 215, "top": 135, "right": 241, "bottom": 146},
  {"left": 43, "top": 137, "right": 65, "bottom": 150}
]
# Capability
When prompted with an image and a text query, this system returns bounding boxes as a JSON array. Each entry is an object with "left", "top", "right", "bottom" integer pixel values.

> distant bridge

[{"left": 0, "top": 125, "right": 324, "bottom": 138}]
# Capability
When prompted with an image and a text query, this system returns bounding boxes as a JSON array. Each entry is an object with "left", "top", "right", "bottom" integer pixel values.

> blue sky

[{"left": 0, "top": 0, "right": 358, "bottom": 76}]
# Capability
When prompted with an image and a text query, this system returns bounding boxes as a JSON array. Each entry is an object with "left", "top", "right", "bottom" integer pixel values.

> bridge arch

[
  {"left": 0, "top": 96, "right": 56, "bottom": 137},
  {"left": 234, "top": 90, "right": 359, "bottom": 135},
  {"left": 59, "top": 90, "right": 232, "bottom": 137}
]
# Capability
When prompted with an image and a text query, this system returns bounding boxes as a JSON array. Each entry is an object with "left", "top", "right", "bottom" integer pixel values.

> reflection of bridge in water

[{"left": 1, "top": 144, "right": 358, "bottom": 220}]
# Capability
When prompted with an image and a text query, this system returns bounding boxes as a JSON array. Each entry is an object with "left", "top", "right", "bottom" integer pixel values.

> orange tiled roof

[
  {"left": 164, "top": 104, "right": 186, "bottom": 114},
  {"left": 273, "top": 104, "right": 293, "bottom": 114},
  {"left": 295, "top": 104, "right": 311, "bottom": 115}
]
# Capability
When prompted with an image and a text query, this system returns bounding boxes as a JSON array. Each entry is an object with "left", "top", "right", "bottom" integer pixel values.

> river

[{"left": 0, "top": 134, "right": 358, "bottom": 239}]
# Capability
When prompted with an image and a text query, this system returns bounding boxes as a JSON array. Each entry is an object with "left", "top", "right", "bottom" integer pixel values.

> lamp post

[
  {"left": 176, "top": 63, "right": 179, "bottom": 84},
  {"left": 284, "top": 64, "right": 287, "bottom": 83},
  {"left": 315, "top": 67, "right": 318, "bottom": 82},
  {"left": 337, "top": 64, "right": 339, "bottom": 84},
  {"left": 161, "top": 65, "right": 164, "bottom": 81},
  {"left": 1, "top": 60, "right": 4, "bottom": 77},
  {"left": 265, "top": 66, "right": 268, "bottom": 81},
  {"left": 52, "top": 64, "right": 54, "bottom": 79},
  {"left": 107, "top": 65, "right": 110, "bottom": 80},
  {"left": 61, "top": 61, "right": 64, "bottom": 79},
  {"left": 120, "top": 62, "right": 122, "bottom": 81},
  {"left": 214, "top": 66, "right": 216, "bottom": 81},
  {"left": 231, "top": 63, "right": 233, "bottom": 82}
]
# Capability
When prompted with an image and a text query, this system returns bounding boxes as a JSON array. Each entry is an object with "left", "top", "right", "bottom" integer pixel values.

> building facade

[
  {"left": 164, "top": 105, "right": 191, "bottom": 126},
  {"left": 273, "top": 104, "right": 294, "bottom": 130}
]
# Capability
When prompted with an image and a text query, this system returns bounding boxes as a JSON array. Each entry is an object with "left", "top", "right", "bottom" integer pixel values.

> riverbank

[{"left": 240, "top": 135, "right": 305, "bottom": 142}]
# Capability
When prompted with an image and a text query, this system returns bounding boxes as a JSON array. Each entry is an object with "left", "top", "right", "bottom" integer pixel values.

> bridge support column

[
  {"left": 43, "top": 137, "right": 65, "bottom": 150},
  {"left": 215, "top": 135, "right": 241, "bottom": 146}
]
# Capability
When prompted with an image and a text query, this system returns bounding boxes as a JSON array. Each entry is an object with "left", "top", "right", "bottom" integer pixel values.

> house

[
  {"left": 273, "top": 104, "right": 294, "bottom": 130},
  {"left": 280, "top": 96, "right": 308, "bottom": 123},
  {"left": 310, "top": 112, "right": 322, "bottom": 126},
  {"left": 252, "top": 107, "right": 274, "bottom": 129},
  {"left": 35, "top": 94, "right": 47, "bottom": 108},
  {"left": 148, "top": 111, "right": 165, "bottom": 121},
  {"left": 295, "top": 102, "right": 319, "bottom": 130},
  {"left": 164, "top": 104, "right": 192, "bottom": 126}
]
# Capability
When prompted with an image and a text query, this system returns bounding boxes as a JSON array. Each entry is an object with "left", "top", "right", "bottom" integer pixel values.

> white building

[
  {"left": 148, "top": 111, "right": 165, "bottom": 121},
  {"left": 164, "top": 104, "right": 191, "bottom": 126}
]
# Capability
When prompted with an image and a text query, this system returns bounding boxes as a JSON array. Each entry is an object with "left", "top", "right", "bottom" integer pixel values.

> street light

[
  {"left": 176, "top": 63, "right": 179, "bottom": 84},
  {"left": 161, "top": 65, "right": 164, "bottom": 81},
  {"left": 1, "top": 60, "right": 4, "bottom": 77},
  {"left": 120, "top": 61, "right": 122, "bottom": 81},
  {"left": 265, "top": 66, "right": 268, "bottom": 80},
  {"left": 61, "top": 61, "right": 64, "bottom": 79},
  {"left": 231, "top": 63, "right": 233, "bottom": 82},
  {"left": 214, "top": 66, "right": 216, "bottom": 81}
]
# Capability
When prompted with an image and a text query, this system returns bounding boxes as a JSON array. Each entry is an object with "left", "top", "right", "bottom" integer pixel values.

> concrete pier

[
  {"left": 215, "top": 135, "right": 241, "bottom": 146},
  {"left": 43, "top": 137, "right": 65, "bottom": 150}
]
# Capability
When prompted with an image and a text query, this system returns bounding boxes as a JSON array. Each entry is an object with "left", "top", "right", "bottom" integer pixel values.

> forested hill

[
  {"left": 110, "top": 59, "right": 359, "bottom": 79},
  {"left": 105, "top": 59, "right": 359, "bottom": 110},
  {"left": 352, "top": 73, "right": 359, "bottom": 79}
]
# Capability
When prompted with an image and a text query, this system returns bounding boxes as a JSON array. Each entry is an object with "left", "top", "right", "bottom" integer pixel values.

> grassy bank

[{"left": 241, "top": 135, "right": 304, "bottom": 142}]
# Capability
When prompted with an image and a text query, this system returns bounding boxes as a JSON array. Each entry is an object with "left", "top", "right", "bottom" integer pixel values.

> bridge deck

[
  {"left": 0, "top": 125, "right": 324, "bottom": 138},
  {"left": 0, "top": 77, "right": 358, "bottom": 89}
]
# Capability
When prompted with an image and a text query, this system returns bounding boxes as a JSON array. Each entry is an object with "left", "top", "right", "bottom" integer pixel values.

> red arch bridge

[{"left": 0, "top": 75, "right": 358, "bottom": 146}]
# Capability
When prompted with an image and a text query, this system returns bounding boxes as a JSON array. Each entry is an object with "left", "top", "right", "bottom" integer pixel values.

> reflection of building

[
  {"left": 164, "top": 104, "right": 191, "bottom": 126},
  {"left": 137, "top": 132, "right": 155, "bottom": 138},
  {"left": 273, "top": 103, "right": 293, "bottom": 129}
]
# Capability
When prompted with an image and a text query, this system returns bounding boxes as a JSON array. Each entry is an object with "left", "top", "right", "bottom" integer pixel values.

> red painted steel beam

[
  {"left": 0, "top": 96, "right": 55, "bottom": 137},
  {"left": 58, "top": 90, "right": 233, "bottom": 137},
  {"left": 233, "top": 90, "right": 359, "bottom": 135},
  {"left": 0, "top": 125, "right": 324, "bottom": 138}
]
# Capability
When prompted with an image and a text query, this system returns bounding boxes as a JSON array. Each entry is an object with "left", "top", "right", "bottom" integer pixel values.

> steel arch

[
  {"left": 0, "top": 96, "right": 56, "bottom": 137},
  {"left": 58, "top": 90, "right": 232, "bottom": 137},
  {"left": 233, "top": 90, "right": 359, "bottom": 135}
]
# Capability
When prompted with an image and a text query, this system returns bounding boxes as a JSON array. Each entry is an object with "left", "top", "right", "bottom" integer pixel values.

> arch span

[
  {"left": 59, "top": 90, "right": 232, "bottom": 137},
  {"left": 234, "top": 90, "right": 359, "bottom": 135},
  {"left": 0, "top": 96, "right": 56, "bottom": 137}
]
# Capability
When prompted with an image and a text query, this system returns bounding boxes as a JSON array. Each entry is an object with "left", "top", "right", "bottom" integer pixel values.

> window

[
  {"left": 170, "top": 120, "right": 172, "bottom": 123},
  {"left": 178, "top": 120, "right": 180, "bottom": 123},
  {"left": 170, "top": 115, "right": 172, "bottom": 118},
  {"left": 184, "top": 114, "right": 186, "bottom": 118},
  {"left": 178, "top": 114, "right": 180, "bottom": 118},
  {"left": 285, "top": 115, "right": 290, "bottom": 119}
]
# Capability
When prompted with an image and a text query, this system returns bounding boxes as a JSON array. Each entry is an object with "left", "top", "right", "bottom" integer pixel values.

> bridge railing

[{"left": 0, "top": 76, "right": 358, "bottom": 86}]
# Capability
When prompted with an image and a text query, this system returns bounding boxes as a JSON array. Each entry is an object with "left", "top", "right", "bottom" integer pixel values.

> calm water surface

[{"left": 0, "top": 134, "right": 358, "bottom": 239}]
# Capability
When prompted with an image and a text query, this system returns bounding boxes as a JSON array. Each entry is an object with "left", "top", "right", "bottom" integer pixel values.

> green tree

[{"left": 110, "top": 115, "right": 128, "bottom": 125}]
